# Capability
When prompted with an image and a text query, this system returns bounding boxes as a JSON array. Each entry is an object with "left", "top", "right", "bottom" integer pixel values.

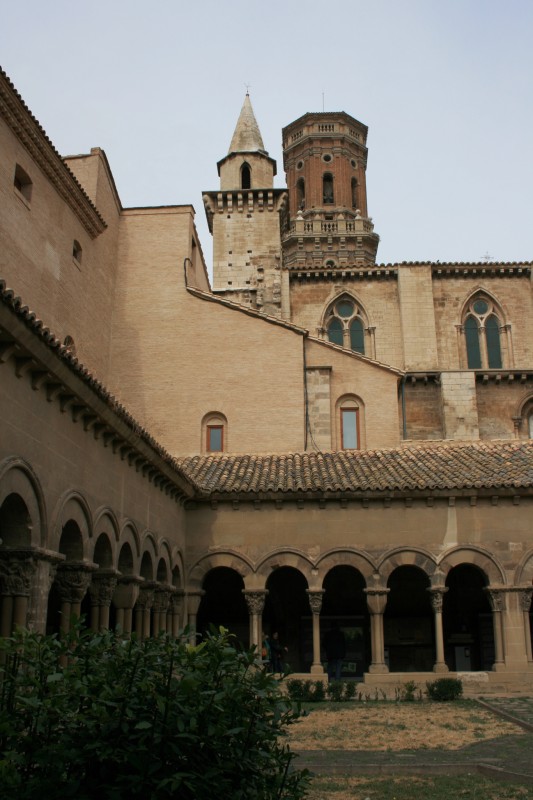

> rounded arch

[
  {"left": 156, "top": 557, "right": 169, "bottom": 584},
  {"left": 201, "top": 411, "right": 228, "bottom": 453},
  {"left": 0, "top": 457, "right": 46, "bottom": 547},
  {"left": 117, "top": 541, "right": 135, "bottom": 576},
  {"left": 256, "top": 549, "right": 314, "bottom": 586},
  {"left": 513, "top": 549, "right": 533, "bottom": 585},
  {"left": 335, "top": 393, "right": 366, "bottom": 450},
  {"left": 119, "top": 520, "right": 141, "bottom": 559},
  {"left": 514, "top": 393, "right": 533, "bottom": 439},
  {"left": 377, "top": 547, "right": 437, "bottom": 583},
  {"left": 92, "top": 533, "right": 114, "bottom": 569},
  {"left": 93, "top": 507, "right": 120, "bottom": 543},
  {"left": 315, "top": 549, "right": 377, "bottom": 586},
  {"left": 188, "top": 551, "right": 254, "bottom": 592},
  {"left": 240, "top": 161, "right": 251, "bottom": 190},
  {"left": 197, "top": 566, "right": 249, "bottom": 645},
  {"left": 139, "top": 551, "right": 154, "bottom": 581},
  {"left": 51, "top": 490, "right": 92, "bottom": 556},
  {"left": 438, "top": 545, "right": 506, "bottom": 585}
]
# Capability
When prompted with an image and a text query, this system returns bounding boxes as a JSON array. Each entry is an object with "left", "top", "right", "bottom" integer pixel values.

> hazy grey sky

[{"left": 2, "top": 0, "right": 532, "bottom": 271}]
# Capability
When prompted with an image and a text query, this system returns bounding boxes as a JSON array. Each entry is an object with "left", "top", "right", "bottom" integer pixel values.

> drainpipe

[{"left": 400, "top": 375, "right": 407, "bottom": 440}]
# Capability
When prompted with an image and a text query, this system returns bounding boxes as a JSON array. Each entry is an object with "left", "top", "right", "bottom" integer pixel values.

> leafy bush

[
  {"left": 327, "top": 680, "right": 345, "bottom": 702},
  {"left": 0, "top": 626, "right": 309, "bottom": 799},
  {"left": 426, "top": 677, "right": 464, "bottom": 702},
  {"left": 286, "top": 678, "right": 326, "bottom": 702},
  {"left": 401, "top": 680, "right": 418, "bottom": 702}
]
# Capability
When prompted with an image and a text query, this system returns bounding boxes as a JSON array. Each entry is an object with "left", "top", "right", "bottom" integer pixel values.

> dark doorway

[
  {"left": 320, "top": 565, "right": 370, "bottom": 676},
  {"left": 384, "top": 566, "right": 434, "bottom": 671},
  {"left": 263, "top": 566, "right": 309, "bottom": 672},
  {"left": 197, "top": 567, "right": 248, "bottom": 646},
  {"left": 443, "top": 564, "right": 494, "bottom": 671}
]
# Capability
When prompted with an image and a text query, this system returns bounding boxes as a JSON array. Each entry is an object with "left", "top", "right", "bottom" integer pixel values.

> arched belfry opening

[{"left": 241, "top": 162, "right": 251, "bottom": 190}]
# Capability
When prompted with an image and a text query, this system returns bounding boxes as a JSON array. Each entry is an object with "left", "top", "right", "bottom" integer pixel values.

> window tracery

[
  {"left": 325, "top": 295, "right": 366, "bottom": 355},
  {"left": 462, "top": 294, "right": 506, "bottom": 369}
]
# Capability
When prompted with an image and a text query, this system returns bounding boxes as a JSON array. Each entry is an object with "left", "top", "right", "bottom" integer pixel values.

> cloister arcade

[
  {"left": 190, "top": 547, "right": 533, "bottom": 679},
  {"left": 2, "top": 457, "right": 533, "bottom": 685}
]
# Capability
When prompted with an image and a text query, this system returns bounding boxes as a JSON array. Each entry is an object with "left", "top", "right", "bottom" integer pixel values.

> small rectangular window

[
  {"left": 13, "top": 164, "right": 33, "bottom": 203},
  {"left": 341, "top": 408, "right": 358, "bottom": 449},
  {"left": 207, "top": 425, "right": 223, "bottom": 452}
]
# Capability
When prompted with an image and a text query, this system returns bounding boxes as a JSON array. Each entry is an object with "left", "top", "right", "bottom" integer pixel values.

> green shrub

[
  {"left": 286, "top": 678, "right": 326, "bottom": 702},
  {"left": 426, "top": 677, "right": 464, "bottom": 702},
  {"left": 0, "top": 626, "right": 309, "bottom": 799},
  {"left": 401, "top": 680, "right": 418, "bottom": 701},
  {"left": 343, "top": 681, "right": 357, "bottom": 700},
  {"left": 327, "top": 680, "right": 345, "bottom": 702}
]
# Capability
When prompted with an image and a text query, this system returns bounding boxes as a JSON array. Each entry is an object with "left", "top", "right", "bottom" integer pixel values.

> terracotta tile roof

[{"left": 178, "top": 441, "right": 533, "bottom": 497}]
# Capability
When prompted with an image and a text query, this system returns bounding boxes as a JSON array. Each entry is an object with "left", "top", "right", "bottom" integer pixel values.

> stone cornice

[{"left": 0, "top": 68, "right": 107, "bottom": 239}]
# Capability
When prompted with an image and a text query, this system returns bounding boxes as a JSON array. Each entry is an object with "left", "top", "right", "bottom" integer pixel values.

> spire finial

[{"left": 245, "top": 82, "right": 251, "bottom": 96}]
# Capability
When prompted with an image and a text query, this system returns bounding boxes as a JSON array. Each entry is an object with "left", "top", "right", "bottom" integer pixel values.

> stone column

[
  {"left": 152, "top": 587, "right": 172, "bottom": 635},
  {"left": 0, "top": 552, "right": 37, "bottom": 635},
  {"left": 428, "top": 587, "right": 449, "bottom": 673},
  {"left": 168, "top": 591, "right": 185, "bottom": 638},
  {"left": 486, "top": 588, "right": 506, "bottom": 671},
  {"left": 243, "top": 590, "right": 268, "bottom": 651},
  {"left": 55, "top": 562, "right": 94, "bottom": 635},
  {"left": 135, "top": 582, "right": 156, "bottom": 640},
  {"left": 364, "top": 586, "right": 390, "bottom": 673},
  {"left": 306, "top": 589, "right": 325, "bottom": 674},
  {"left": 88, "top": 570, "right": 118, "bottom": 631},
  {"left": 519, "top": 588, "right": 533, "bottom": 664},
  {"left": 186, "top": 591, "right": 205, "bottom": 645},
  {"left": 112, "top": 577, "right": 141, "bottom": 635}
]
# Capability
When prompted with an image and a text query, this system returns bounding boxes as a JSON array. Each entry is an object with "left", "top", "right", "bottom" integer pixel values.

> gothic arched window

[
  {"left": 325, "top": 296, "right": 366, "bottom": 354},
  {"left": 241, "top": 163, "right": 251, "bottom": 190},
  {"left": 463, "top": 295, "right": 503, "bottom": 369}
]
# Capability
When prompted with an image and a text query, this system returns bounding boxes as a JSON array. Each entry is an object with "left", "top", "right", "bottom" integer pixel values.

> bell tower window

[
  {"left": 296, "top": 177, "right": 305, "bottom": 210},
  {"left": 351, "top": 178, "right": 358, "bottom": 209},
  {"left": 323, "top": 173, "right": 334, "bottom": 205},
  {"left": 241, "top": 163, "right": 251, "bottom": 190}
]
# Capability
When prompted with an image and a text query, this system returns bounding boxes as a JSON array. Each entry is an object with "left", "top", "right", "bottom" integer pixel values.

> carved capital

[
  {"left": 136, "top": 582, "right": 157, "bottom": 611},
  {"left": 0, "top": 555, "right": 37, "bottom": 597},
  {"left": 152, "top": 588, "right": 171, "bottom": 615},
  {"left": 243, "top": 590, "right": 268, "bottom": 616},
  {"left": 88, "top": 571, "right": 118, "bottom": 607},
  {"left": 486, "top": 587, "right": 506, "bottom": 613},
  {"left": 428, "top": 586, "right": 448, "bottom": 612},
  {"left": 518, "top": 587, "right": 533, "bottom": 612},
  {"left": 306, "top": 589, "right": 325, "bottom": 614},
  {"left": 55, "top": 563, "right": 93, "bottom": 604}
]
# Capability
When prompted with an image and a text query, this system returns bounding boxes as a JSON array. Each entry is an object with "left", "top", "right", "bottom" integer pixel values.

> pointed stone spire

[{"left": 228, "top": 94, "right": 266, "bottom": 154}]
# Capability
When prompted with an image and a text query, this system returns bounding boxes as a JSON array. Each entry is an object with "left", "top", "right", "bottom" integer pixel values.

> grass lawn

[
  {"left": 287, "top": 701, "right": 533, "bottom": 798},
  {"left": 306, "top": 774, "right": 533, "bottom": 799}
]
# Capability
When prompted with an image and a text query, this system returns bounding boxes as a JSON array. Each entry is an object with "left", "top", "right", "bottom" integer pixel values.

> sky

[{"left": 2, "top": 0, "right": 533, "bottom": 272}]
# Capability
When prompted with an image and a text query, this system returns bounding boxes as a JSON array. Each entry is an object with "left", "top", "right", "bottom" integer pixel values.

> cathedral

[{"left": 1, "top": 67, "right": 533, "bottom": 692}]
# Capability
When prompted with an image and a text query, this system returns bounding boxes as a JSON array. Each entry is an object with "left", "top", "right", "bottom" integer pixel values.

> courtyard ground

[{"left": 288, "top": 697, "right": 533, "bottom": 798}]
